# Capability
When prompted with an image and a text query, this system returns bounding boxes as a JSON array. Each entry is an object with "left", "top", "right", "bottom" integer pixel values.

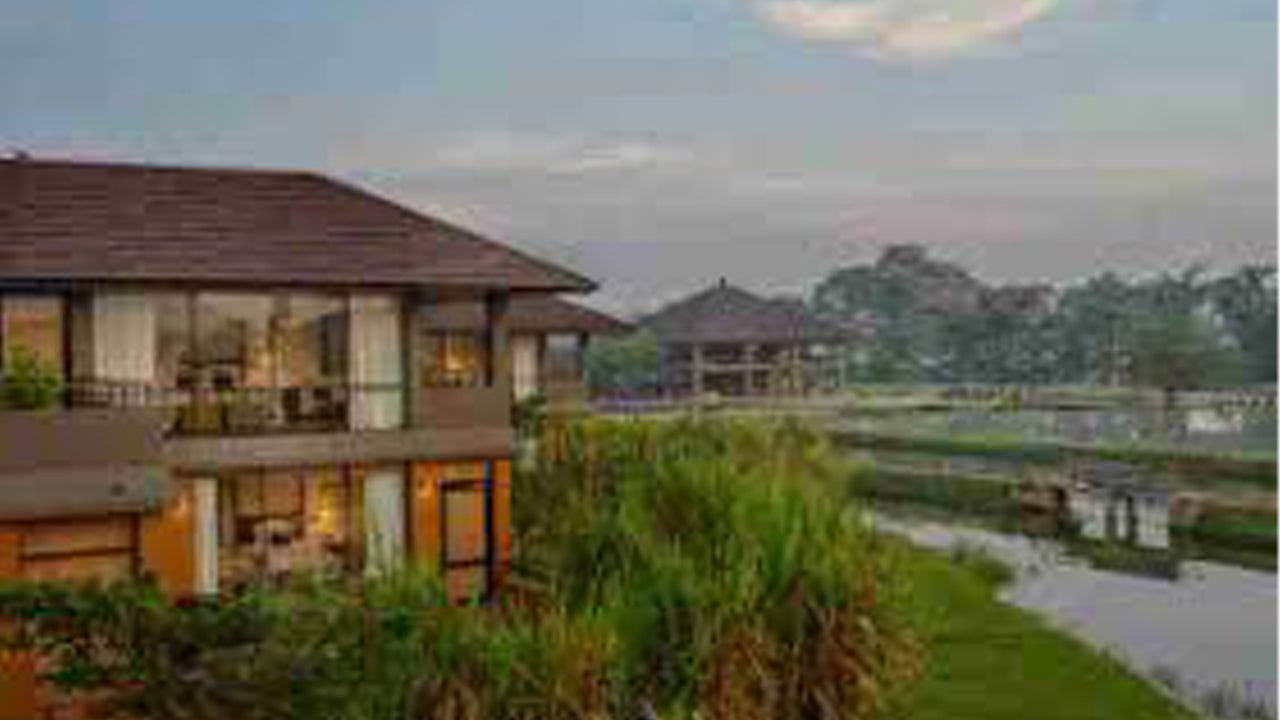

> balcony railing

[{"left": 58, "top": 381, "right": 405, "bottom": 436}]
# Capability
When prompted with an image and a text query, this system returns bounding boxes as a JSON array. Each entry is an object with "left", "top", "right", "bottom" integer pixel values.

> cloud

[
  {"left": 757, "top": 0, "right": 1061, "bottom": 61},
  {"left": 431, "top": 130, "right": 683, "bottom": 176}
]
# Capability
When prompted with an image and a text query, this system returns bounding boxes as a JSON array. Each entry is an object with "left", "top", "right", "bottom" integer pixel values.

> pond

[
  {"left": 848, "top": 406, "right": 1278, "bottom": 454},
  {"left": 875, "top": 505, "right": 1277, "bottom": 713}
]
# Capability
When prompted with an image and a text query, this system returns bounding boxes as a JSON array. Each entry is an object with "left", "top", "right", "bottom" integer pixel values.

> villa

[{"left": 0, "top": 156, "right": 605, "bottom": 608}]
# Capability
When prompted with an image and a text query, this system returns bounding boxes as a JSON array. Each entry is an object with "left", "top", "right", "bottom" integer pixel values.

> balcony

[
  {"left": 0, "top": 407, "right": 169, "bottom": 520},
  {"left": 65, "top": 381, "right": 404, "bottom": 436}
]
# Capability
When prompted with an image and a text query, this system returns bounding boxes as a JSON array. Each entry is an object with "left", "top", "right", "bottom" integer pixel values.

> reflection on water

[
  {"left": 875, "top": 507, "right": 1278, "bottom": 711},
  {"left": 1069, "top": 486, "right": 1171, "bottom": 549},
  {"left": 853, "top": 406, "right": 1278, "bottom": 454}
]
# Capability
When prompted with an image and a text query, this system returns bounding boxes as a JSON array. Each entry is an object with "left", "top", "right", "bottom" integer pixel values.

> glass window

[
  {"left": 544, "top": 334, "right": 582, "bottom": 382},
  {"left": 422, "top": 333, "right": 488, "bottom": 388},
  {"left": 194, "top": 293, "right": 274, "bottom": 389},
  {"left": 443, "top": 485, "right": 486, "bottom": 565},
  {"left": 278, "top": 294, "right": 347, "bottom": 387},
  {"left": 1, "top": 295, "right": 65, "bottom": 376},
  {"left": 154, "top": 294, "right": 193, "bottom": 388},
  {"left": 218, "top": 468, "right": 355, "bottom": 589}
]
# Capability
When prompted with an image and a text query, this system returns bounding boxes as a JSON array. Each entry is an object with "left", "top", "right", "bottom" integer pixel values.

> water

[
  {"left": 849, "top": 406, "right": 1278, "bottom": 454},
  {"left": 876, "top": 507, "right": 1278, "bottom": 711}
]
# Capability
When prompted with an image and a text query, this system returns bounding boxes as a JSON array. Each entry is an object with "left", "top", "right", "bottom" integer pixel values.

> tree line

[{"left": 810, "top": 245, "right": 1276, "bottom": 389}]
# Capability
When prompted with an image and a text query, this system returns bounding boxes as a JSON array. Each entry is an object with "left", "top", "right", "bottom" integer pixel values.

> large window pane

[
  {"left": 218, "top": 467, "right": 355, "bottom": 589},
  {"left": 545, "top": 334, "right": 582, "bottom": 382},
  {"left": 422, "top": 333, "right": 488, "bottom": 388},
  {"left": 279, "top": 294, "right": 347, "bottom": 387},
  {"left": 154, "top": 294, "right": 193, "bottom": 388},
  {"left": 2, "top": 295, "right": 64, "bottom": 375},
  {"left": 194, "top": 294, "right": 274, "bottom": 389}
]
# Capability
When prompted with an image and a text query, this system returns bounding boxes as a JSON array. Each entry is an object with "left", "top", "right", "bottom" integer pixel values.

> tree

[
  {"left": 1210, "top": 265, "right": 1277, "bottom": 384},
  {"left": 1127, "top": 268, "right": 1238, "bottom": 392},
  {"left": 583, "top": 332, "right": 660, "bottom": 397},
  {"left": 1052, "top": 273, "right": 1138, "bottom": 386},
  {"left": 0, "top": 346, "right": 63, "bottom": 410},
  {"left": 810, "top": 245, "right": 984, "bottom": 382}
]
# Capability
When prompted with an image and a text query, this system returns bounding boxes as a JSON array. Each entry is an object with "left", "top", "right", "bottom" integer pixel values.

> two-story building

[{"left": 0, "top": 157, "right": 599, "bottom": 608}]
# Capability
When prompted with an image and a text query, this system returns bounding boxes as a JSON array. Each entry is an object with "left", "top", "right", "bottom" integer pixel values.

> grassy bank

[
  {"left": 833, "top": 429, "right": 1278, "bottom": 490},
  {"left": 881, "top": 540, "right": 1196, "bottom": 720},
  {"left": 850, "top": 464, "right": 1024, "bottom": 516},
  {"left": 1188, "top": 507, "right": 1279, "bottom": 551}
]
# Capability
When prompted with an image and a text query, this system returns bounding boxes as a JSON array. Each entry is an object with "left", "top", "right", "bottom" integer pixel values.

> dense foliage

[
  {"left": 0, "top": 417, "right": 920, "bottom": 720},
  {"left": 517, "top": 416, "right": 922, "bottom": 719},
  {"left": 0, "top": 346, "right": 64, "bottom": 410},
  {"left": 582, "top": 331, "right": 661, "bottom": 397},
  {"left": 811, "top": 246, "right": 1275, "bottom": 388}
]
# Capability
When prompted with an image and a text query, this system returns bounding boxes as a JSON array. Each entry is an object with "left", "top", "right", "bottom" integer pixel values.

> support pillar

[
  {"left": 691, "top": 343, "right": 705, "bottom": 397},
  {"left": 742, "top": 344, "right": 757, "bottom": 396}
]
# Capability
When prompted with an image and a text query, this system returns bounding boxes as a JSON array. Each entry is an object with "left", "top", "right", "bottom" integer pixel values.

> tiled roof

[
  {"left": 641, "top": 280, "right": 847, "bottom": 344},
  {"left": 0, "top": 157, "right": 592, "bottom": 292},
  {"left": 508, "top": 296, "right": 632, "bottom": 335},
  {"left": 420, "top": 295, "right": 631, "bottom": 335}
]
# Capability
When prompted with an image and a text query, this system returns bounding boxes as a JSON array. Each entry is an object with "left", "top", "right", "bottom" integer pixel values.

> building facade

[{"left": 0, "top": 158, "right": 599, "bottom": 615}]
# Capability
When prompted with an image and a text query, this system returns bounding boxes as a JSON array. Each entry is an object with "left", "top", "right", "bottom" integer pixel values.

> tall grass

[{"left": 516, "top": 415, "right": 922, "bottom": 719}]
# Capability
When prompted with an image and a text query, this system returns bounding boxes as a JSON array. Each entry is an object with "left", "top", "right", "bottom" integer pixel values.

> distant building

[{"left": 640, "top": 279, "right": 849, "bottom": 397}]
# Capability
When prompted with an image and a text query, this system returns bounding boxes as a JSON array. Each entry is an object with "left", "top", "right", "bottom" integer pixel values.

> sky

[{"left": 1, "top": 0, "right": 1275, "bottom": 316}]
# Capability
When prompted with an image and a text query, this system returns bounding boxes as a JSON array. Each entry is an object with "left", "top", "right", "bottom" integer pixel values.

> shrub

[
  {"left": 519, "top": 415, "right": 923, "bottom": 719},
  {"left": 0, "top": 346, "right": 63, "bottom": 410}
]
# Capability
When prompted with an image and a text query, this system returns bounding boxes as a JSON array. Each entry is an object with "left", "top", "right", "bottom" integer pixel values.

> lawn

[{"left": 881, "top": 540, "right": 1196, "bottom": 720}]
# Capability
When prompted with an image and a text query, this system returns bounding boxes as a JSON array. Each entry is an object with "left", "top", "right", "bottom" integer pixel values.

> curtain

[
  {"left": 512, "top": 334, "right": 541, "bottom": 399},
  {"left": 93, "top": 293, "right": 156, "bottom": 382},
  {"left": 349, "top": 295, "right": 403, "bottom": 430},
  {"left": 193, "top": 478, "right": 219, "bottom": 595},
  {"left": 364, "top": 467, "right": 406, "bottom": 574}
]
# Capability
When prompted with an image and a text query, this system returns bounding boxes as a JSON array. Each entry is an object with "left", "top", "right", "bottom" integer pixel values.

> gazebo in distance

[{"left": 640, "top": 279, "right": 850, "bottom": 398}]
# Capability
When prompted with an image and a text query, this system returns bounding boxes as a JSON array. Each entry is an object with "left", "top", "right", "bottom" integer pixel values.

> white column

[
  {"left": 349, "top": 295, "right": 404, "bottom": 430},
  {"left": 193, "top": 478, "right": 219, "bottom": 595},
  {"left": 93, "top": 292, "right": 157, "bottom": 382},
  {"left": 364, "top": 467, "right": 407, "bottom": 574}
]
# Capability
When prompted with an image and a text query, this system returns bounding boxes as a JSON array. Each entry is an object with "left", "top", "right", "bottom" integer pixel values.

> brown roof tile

[
  {"left": 420, "top": 294, "right": 631, "bottom": 335},
  {"left": 508, "top": 296, "right": 632, "bottom": 335},
  {"left": 0, "top": 158, "right": 593, "bottom": 292}
]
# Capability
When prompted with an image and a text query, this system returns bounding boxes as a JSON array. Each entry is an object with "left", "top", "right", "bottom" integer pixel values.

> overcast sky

[{"left": 1, "top": 0, "right": 1274, "bottom": 315}]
